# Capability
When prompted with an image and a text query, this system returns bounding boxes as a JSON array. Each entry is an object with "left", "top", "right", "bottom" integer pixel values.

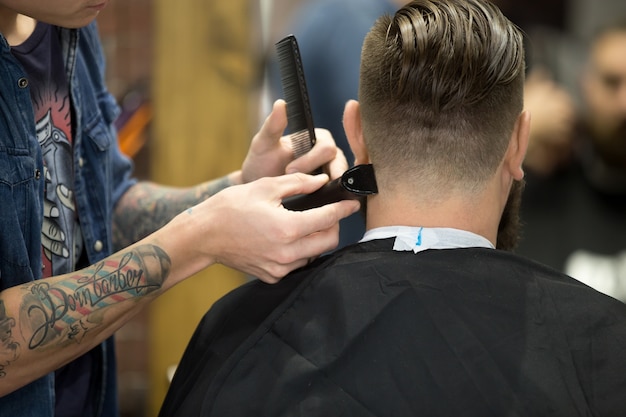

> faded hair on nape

[{"left": 359, "top": 0, "right": 525, "bottom": 192}]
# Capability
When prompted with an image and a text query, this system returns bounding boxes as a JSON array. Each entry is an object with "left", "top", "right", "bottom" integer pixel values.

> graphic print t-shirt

[{"left": 12, "top": 22, "right": 83, "bottom": 279}]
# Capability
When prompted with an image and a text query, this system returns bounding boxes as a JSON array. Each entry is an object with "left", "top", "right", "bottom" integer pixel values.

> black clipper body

[{"left": 282, "top": 164, "right": 378, "bottom": 211}]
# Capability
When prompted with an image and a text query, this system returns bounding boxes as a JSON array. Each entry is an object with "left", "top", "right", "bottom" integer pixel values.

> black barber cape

[{"left": 159, "top": 238, "right": 626, "bottom": 417}]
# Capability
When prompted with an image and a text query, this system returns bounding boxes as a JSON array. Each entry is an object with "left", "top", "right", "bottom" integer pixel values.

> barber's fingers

[
  {"left": 240, "top": 100, "right": 293, "bottom": 183},
  {"left": 270, "top": 172, "right": 331, "bottom": 200},
  {"left": 212, "top": 174, "right": 360, "bottom": 283},
  {"left": 257, "top": 199, "right": 360, "bottom": 283},
  {"left": 325, "top": 145, "right": 349, "bottom": 180},
  {"left": 285, "top": 195, "right": 360, "bottom": 236},
  {"left": 285, "top": 128, "right": 347, "bottom": 179},
  {"left": 255, "top": 99, "right": 289, "bottom": 151},
  {"left": 249, "top": 100, "right": 348, "bottom": 181},
  {"left": 287, "top": 200, "right": 358, "bottom": 250}
]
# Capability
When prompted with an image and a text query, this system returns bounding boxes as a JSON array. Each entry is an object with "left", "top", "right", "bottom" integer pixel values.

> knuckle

[
  {"left": 274, "top": 221, "right": 299, "bottom": 243},
  {"left": 265, "top": 264, "right": 289, "bottom": 281}
]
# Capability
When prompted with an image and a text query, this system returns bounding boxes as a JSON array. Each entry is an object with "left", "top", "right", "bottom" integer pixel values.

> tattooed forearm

[
  {"left": 18, "top": 244, "right": 171, "bottom": 352},
  {"left": 0, "top": 301, "right": 20, "bottom": 378},
  {"left": 112, "top": 176, "right": 232, "bottom": 249}
]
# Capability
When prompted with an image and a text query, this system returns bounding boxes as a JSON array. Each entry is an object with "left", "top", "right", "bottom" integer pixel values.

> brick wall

[{"left": 98, "top": 0, "right": 153, "bottom": 99}]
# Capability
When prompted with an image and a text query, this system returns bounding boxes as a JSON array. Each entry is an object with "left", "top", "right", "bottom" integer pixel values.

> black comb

[{"left": 275, "top": 35, "right": 318, "bottom": 163}]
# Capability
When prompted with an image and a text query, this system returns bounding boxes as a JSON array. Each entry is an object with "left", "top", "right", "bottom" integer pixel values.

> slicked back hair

[{"left": 359, "top": 0, "right": 525, "bottom": 194}]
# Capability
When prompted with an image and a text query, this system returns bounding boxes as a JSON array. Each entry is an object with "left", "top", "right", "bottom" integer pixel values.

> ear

[
  {"left": 504, "top": 110, "right": 530, "bottom": 181},
  {"left": 342, "top": 100, "right": 370, "bottom": 165}
]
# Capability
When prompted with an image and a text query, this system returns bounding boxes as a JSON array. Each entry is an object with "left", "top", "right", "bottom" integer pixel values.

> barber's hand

[
  {"left": 240, "top": 100, "right": 348, "bottom": 183},
  {"left": 174, "top": 173, "right": 360, "bottom": 283}
]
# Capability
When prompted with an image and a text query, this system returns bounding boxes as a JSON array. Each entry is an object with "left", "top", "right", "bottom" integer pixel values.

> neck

[
  {"left": 365, "top": 180, "right": 507, "bottom": 247},
  {"left": 0, "top": 7, "right": 36, "bottom": 46}
]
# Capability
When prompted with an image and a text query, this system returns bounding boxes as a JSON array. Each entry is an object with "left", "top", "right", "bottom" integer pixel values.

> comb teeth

[{"left": 291, "top": 129, "right": 313, "bottom": 159}]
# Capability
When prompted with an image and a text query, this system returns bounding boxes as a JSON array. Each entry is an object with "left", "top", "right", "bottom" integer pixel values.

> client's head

[{"left": 344, "top": 0, "right": 528, "bottom": 249}]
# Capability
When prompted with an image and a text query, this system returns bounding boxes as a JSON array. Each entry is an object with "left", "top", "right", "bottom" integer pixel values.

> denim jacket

[{"left": 0, "top": 22, "right": 136, "bottom": 416}]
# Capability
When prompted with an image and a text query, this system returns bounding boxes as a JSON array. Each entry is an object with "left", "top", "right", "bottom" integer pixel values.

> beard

[
  {"left": 588, "top": 116, "right": 626, "bottom": 170},
  {"left": 597, "top": 128, "right": 626, "bottom": 171},
  {"left": 496, "top": 179, "right": 525, "bottom": 251}
]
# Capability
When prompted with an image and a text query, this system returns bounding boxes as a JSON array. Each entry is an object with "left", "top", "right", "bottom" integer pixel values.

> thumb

[{"left": 258, "top": 100, "right": 288, "bottom": 146}]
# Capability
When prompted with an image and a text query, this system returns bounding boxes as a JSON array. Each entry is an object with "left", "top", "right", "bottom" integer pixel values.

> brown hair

[{"left": 359, "top": 0, "right": 525, "bottom": 194}]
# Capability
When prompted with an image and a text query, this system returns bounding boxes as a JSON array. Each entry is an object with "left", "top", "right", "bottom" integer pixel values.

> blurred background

[{"left": 97, "top": 0, "right": 626, "bottom": 415}]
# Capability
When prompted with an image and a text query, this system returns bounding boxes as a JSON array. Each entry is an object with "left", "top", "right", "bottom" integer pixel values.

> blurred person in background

[
  {"left": 517, "top": 18, "right": 626, "bottom": 301},
  {"left": 478, "top": 0, "right": 626, "bottom": 302}
]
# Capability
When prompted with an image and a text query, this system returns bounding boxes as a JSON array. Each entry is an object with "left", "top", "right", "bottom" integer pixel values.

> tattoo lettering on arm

[
  {"left": 0, "top": 301, "right": 20, "bottom": 378},
  {"left": 112, "top": 176, "right": 232, "bottom": 249},
  {"left": 19, "top": 244, "right": 171, "bottom": 352}
]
